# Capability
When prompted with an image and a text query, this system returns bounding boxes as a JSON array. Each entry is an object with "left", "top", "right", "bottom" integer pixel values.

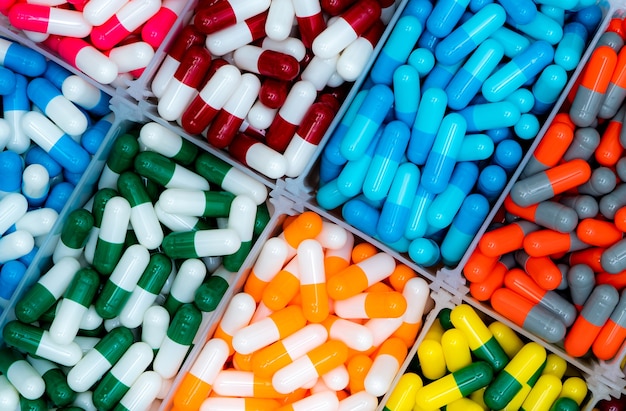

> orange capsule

[
  {"left": 595, "top": 110, "right": 624, "bottom": 166},
  {"left": 609, "top": 17, "right": 625, "bottom": 37},
  {"left": 600, "top": 47, "right": 626, "bottom": 118},
  {"left": 463, "top": 247, "right": 499, "bottom": 283},
  {"left": 577, "top": 218, "right": 624, "bottom": 247},
  {"left": 347, "top": 354, "right": 372, "bottom": 394},
  {"left": 232, "top": 351, "right": 254, "bottom": 371},
  {"left": 351, "top": 242, "right": 378, "bottom": 263},
  {"left": 387, "top": 263, "right": 418, "bottom": 292},
  {"left": 596, "top": 270, "right": 626, "bottom": 289},
  {"left": 592, "top": 289, "right": 626, "bottom": 360},
  {"left": 522, "top": 229, "right": 588, "bottom": 257},
  {"left": 615, "top": 206, "right": 626, "bottom": 232},
  {"left": 568, "top": 247, "right": 604, "bottom": 272},
  {"left": 479, "top": 221, "right": 539, "bottom": 257},
  {"left": 516, "top": 251, "right": 562, "bottom": 290},
  {"left": 552, "top": 112, "right": 576, "bottom": 129},
  {"left": 469, "top": 259, "right": 507, "bottom": 302},
  {"left": 523, "top": 122, "right": 575, "bottom": 177}
]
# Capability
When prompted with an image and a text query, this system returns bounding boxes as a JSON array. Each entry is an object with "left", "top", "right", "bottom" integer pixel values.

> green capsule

[
  {"left": 194, "top": 266, "right": 235, "bottom": 312},
  {"left": 107, "top": 133, "right": 140, "bottom": 174},
  {"left": 59, "top": 209, "right": 94, "bottom": 250},
  {"left": 27, "top": 356, "right": 76, "bottom": 407},
  {"left": 195, "top": 152, "right": 268, "bottom": 205},
  {"left": 134, "top": 151, "right": 209, "bottom": 190},
  {"left": 15, "top": 257, "right": 81, "bottom": 323}
]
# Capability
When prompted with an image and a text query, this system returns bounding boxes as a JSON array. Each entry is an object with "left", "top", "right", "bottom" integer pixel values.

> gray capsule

[
  {"left": 541, "top": 288, "right": 577, "bottom": 327},
  {"left": 577, "top": 167, "right": 617, "bottom": 197},
  {"left": 595, "top": 31, "right": 624, "bottom": 53},
  {"left": 616, "top": 157, "right": 626, "bottom": 182},
  {"left": 557, "top": 263, "right": 569, "bottom": 291},
  {"left": 510, "top": 173, "right": 556, "bottom": 207},
  {"left": 570, "top": 86, "right": 604, "bottom": 128},
  {"left": 562, "top": 128, "right": 600, "bottom": 162},
  {"left": 567, "top": 264, "right": 595, "bottom": 307},
  {"left": 601, "top": 237, "right": 626, "bottom": 274},
  {"left": 608, "top": 289, "right": 626, "bottom": 327},
  {"left": 525, "top": 304, "right": 567, "bottom": 343},
  {"left": 580, "top": 284, "right": 620, "bottom": 327},
  {"left": 599, "top": 183, "right": 626, "bottom": 219},
  {"left": 559, "top": 195, "right": 599, "bottom": 219},
  {"left": 533, "top": 201, "right": 578, "bottom": 233},
  {"left": 599, "top": 83, "right": 626, "bottom": 120},
  {"left": 521, "top": 155, "right": 549, "bottom": 179}
]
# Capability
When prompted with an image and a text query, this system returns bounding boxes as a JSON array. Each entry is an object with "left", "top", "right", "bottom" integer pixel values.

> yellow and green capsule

[{"left": 383, "top": 372, "right": 422, "bottom": 411}]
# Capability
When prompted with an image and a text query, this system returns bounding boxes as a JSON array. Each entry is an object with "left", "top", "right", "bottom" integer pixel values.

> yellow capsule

[
  {"left": 560, "top": 377, "right": 588, "bottom": 405},
  {"left": 424, "top": 319, "right": 445, "bottom": 341},
  {"left": 488, "top": 321, "right": 524, "bottom": 358},
  {"left": 417, "top": 339, "right": 447, "bottom": 380},
  {"left": 541, "top": 353, "right": 567, "bottom": 379},
  {"left": 521, "top": 374, "right": 562, "bottom": 411},
  {"left": 469, "top": 387, "right": 490, "bottom": 411},
  {"left": 383, "top": 373, "right": 423, "bottom": 411},
  {"left": 441, "top": 328, "right": 472, "bottom": 373},
  {"left": 446, "top": 397, "right": 484, "bottom": 411}
]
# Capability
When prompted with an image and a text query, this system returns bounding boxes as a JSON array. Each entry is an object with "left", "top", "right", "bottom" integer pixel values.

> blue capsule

[
  {"left": 514, "top": 113, "right": 540, "bottom": 140},
  {"left": 405, "top": 185, "right": 436, "bottom": 240},
  {"left": 435, "top": 4, "right": 506, "bottom": 66},
  {"left": 417, "top": 29, "right": 440, "bottom": 54},
  {"left": 319, "top": 154, "right": 343, "bottom": 185},
  {"left": 477, "top": 164, "right": 507, "bottom": 201},
  {"left": 3, "top": 73, "right": 28, "bottom": 112},
  {"left": 363, "top": 121, "right": 410, "bottom": 201},
  {"left": 0, "top": 151, "right": 23, "bottom": 194},
  {"left": 63, "top": 169, "right": 84, "bottom": 186},
  {"left": 493, "top": 139, "right": 523, "bottom": 173},
  {"left": 539, "top": 5, "right": 564, "bottom": 26},
  {"left": 441, "top": 193, "right": 490, "bottom": 265},
  {"left": 482, "top": 40, "right": 554, "bottom": 102},
  {"left": 0, "top": 66, "right": 16, "bottom": 95},
  {"left": 340, "top": 84, "right": 394, "bottom": 161},
  {"left": 342, "top": 197, "right": 380, "bottom": 238},
  {"left": 469, "top": 0, "right": 493, "bottom": 12},
  {"left": 370, "top": 16, "right": 423, "bottom": 86},
  {"left": 408, "top": 48, "right": 435, "bottom": 77},
  {"left": 530, "top": 64, "right": 567, "bottom": 115},
  {"left": 486, "top": 127, "right": 513, "bottom": 143},
  {"left": 459, "top": 101, "right": 521, "bottom": 132},
  {"left": 556, "top": 22, "right": 588, "bottom": 72},
  {"left": 0, "top": 260, "right": 27, "bottom": 300},
  {"left": 0, "top": 38, "right": 46, "bottom": 77},
  {"left": 377, "top": 162, "right": 420, "bottom": 244},
  {"left": 426, "top": 0, "right": 470, "bottom": 38},
  {"left": 337, "top": 128, "right": 382, "bottom": 198},
  {"left": 489, "top": 26, "right": 531, "bottom": 58},
  {"left": 393, "top": 65, "right": 420, "bottom": 126},
  {"left": 497, "top": 0, "right": 536, "bottom": 25},
  {"left": 407, "top": 88, "right": 447, "bottom": 165},
  {"left": 421, "top": 113, "right": 466, "bottom": 194},
  {"left": 81, "top": 113, "right": 115, "bottom": 155},
  {"left": 446, "top": 38, "right": 504, "bottom": 110},
  {"left": 427, "top": 161, "right": 479, "bottom": 230},
  {"left": 45, "top": 182, "right": 75, "bottom": 214},
  {"left": 409, "top": 238, "right": 441, "bottom": 267},
  {"left": 323, "top": 90, "right": 367, "bottom": 167},
  {"left": 19, "top": 246, "right": 39, "bottom": 267}
]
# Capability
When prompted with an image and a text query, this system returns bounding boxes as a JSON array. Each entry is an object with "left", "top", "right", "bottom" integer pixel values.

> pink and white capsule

[
  {"left": 265, "top": 0, "right": 294, "bottom": 41},
  {"left": 108, "top": 41, "right": 155, "bottom": 73},
  {"left": 117, "top": 371, "right": 162, "bottom": 411},
  {"left": 59, "top": 38, "right": 118, "bottom": 85},
  {"left": 8, "top": 4, "right": 92, "bottom": 37},
  {"left": 0, "top": 193, "right": 27, "bottom": 235},
  {"left": 82, "top": 0, "right": 130, "bottom": 26}
]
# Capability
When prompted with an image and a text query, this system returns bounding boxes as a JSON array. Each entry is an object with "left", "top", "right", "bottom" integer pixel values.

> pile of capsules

[
  {"left": 0, "top": 38, "right": 114, "bottom": 312},
  {"left": 384, "top": 305, "right": 591, "bottom": 411},
  {"left": 0, "top": 121, "right": 272, "bottom": 411},
  {"left": 1, "top": 0, "right": 187, "bottom": 85},
  {"left": 464, "top": 19, "right": 626, "bottom": 363},
  {"left": 171, "top": 211, "right": 431, "bottom": 411},
  {"left": 315, "top": 0, "right": 604, "bottom": 268},
  {"left": 149, "top": 0, "right": 402, "bottom": 180}
]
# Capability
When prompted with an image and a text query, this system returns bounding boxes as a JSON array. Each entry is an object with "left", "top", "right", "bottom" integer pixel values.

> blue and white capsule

[
  {"left": 4, "top": 74, "right": 30, "bottom": 154},
  {"left": 0, "top": 38, "right": 46, "bottom": 77}
]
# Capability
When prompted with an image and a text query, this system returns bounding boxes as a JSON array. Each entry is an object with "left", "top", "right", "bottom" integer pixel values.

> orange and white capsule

[
  {"left": 364, "top": 337, "right": 407, "bottom": 397},
  {"left": 321, "top": 314, "right": 373, "bottom": 351},
  {"left": 213, "top": 292, "right": 256, "bottom": 355},
  {"left": 262, "top": 256, "right": 300, "bottom": 311},
  {"left": 244, "top": 237, "right": 289, "bottom": 301},
  {"left": 298, "top": 239, "right": 329, "bottom": 323},
  {"left": 277, "top": 390, "right": 339, "bottom": 411},
  {"left": 173, "top": 338, "right": 229, "bottom": 411},
  {"left": 324, "top": 231, "right": 354, "bottom": 278},
  {"left": 200, "top": 397, "right": 280, "bottom": 411},
  {"left": 327, "top": 252, "right": 396, "bottom": 300},
  {"left": 279, "top": 211, "right": 324, "bottom": 259},
  {"left": 334, "top": 291, "right": 407, "bottom": 319},
  {"left": 393, "top": 276, "right": 431, "bottom": 346},
  {"left": 213, "top": 369, "right": 290, "bottom": 398}
]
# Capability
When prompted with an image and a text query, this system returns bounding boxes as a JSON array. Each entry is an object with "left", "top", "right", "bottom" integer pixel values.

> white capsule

[
  {"left": 240, "top": 140, "right": 288, "bottom": 179},
  {"left": 338, "top": 391, "right": 378, "bottom": 411},
  {"left": 117, "top": 371, "right": 162, "bottom": 411},
  {"left": 13, "top": 207, "right": 58, "bottom": 238},
  {"left": 5, "top": 357, "right": 45, "bottom": 400},
  {"left": 158, "top": 188, "right": 209, "bottom": 216},
  {"left": 246, "top": 100, "right": 277, "bottom": 130},
  {"left": 22, "top": 164, "right": 50, "bottom": 205},
  {"left": 337, "top": 37, "right": 374, "bottom": 82},
  {"left": 0, "top": 193, "right": 28, "bottom": 235},
  {"left": 0, "top": 230, "right": 34, "bottom": 263},
  {"left": 151, "top": 55, "right": 179, "bottom": 98},
  {"left": 265, "top": 0, "right": 294, "bottom": 41},
  {"left": 364, "top": 348, "right": 401, "bottom": 397},
  {"left": 313, "top": 17, "right": 358, "bottom": 59},
  {"left": 154, "top": 201, "right": 204, "bottom": 232}
]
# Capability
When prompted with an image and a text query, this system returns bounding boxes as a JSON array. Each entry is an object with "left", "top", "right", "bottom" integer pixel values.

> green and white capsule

[
  {"left": 52, "top": 208, "right": 94, "bottom": 263},
  {"left": 139, "top": 122, "right": 198, "bottom": 166},
  {"left": 18, "top": 395, "right": 47, "bottom": 411},
  {"left": 0, "top": 375, "right": 19, "bottom": 411},
  {"left": 98, "top": 133, "right": 140, "bottom": 190},
  {"left": 254, "top": 202, "right": 271, "bottom": 237},
  {"left": 83, "top": 188, "right": 118, "bottom": 265},
  {"left": 0, "top": 348, "right": 45, "bottom": 400},
  {"left": 26, "top": 356, "right": 76, "bottom": 407},
  {"left": 95, "top": 244, "right": 150, "bottom": 319},
  {"left": 223, "top": 194, "right": 257, "bottom": 272},
  {"left": 153, "top": 303, "right": 202, "bottom": 379},
  {"left": 2, "top": 321, "right": 83, "bottom": 367},
  {"left": 78, "top": 305, "right": 104, "bottom": 331},
  {"left": 93, "top": 342, "right": 154, "bottom": 411},
  {"left": 154, "top": 200, "right": 211, "bottom": 232},
  {"left": 141, "top": 305, "right": 170, "bottom": 351},
  {"left": 49, "top": 267, "right": 100, "bottom": 345},
  {"left": 194, "top": 152, "right": 268, "bottom": 205},
  {"left": 117, "top": 171, "right": 163, "bottom": 249},
  {"left": 161, "top": 228, "right": 241, "bottom": 259},
  {"left": 15, "top": 256, "right": 81, "bottom": 323},
  {"left": 93, "top": 196, "right": 132, "bottom": 276},
  {"left": 195, "top": 265, "right": 236, "bottom": 312},
  {"left": 119, "top": 253, "right": 172, "bottom": 329},
  {"left": 163, "top": 258, "right": 207, "bottom": 315},
  {"left": 113, "top": 371, "right": 162, "bottom": 411},
  {"left": 158, "top": 188, "right": 235, "bottom": 217},
  {"left": 134, "top": 151, "right": 210, "bottom": 190},
  {"left": 66, "top": 326, "right": 134, "bottom": 393}
]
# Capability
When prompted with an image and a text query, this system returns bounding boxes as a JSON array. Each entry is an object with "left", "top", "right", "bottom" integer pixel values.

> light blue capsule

[
  {"left": 482, "top": 40, "right": 554, "bottom": 102},
  {"left": 317, "top": 178, "right": 352, "bottom": 210},
  {"left": 422, "top": 59, "right": 464, "bottom": 92},
  {"left": 469, "top": 0, "right": 493, "bottom": 13},
  {"left": 458, "top": 101, "right": 521, "bottom": 132},
  {"left": 489, "top": 26, "right": 531, "bottom": 58},
  {"left": 486, "top": 127, "right": 513, "bottom": 143},
  {"left": 342, "top": 198, "right": 380, "bottom": 238},
  {"left": 505, "top": 88, "right": 535, "bottom": 113},
  {"left": 457, "top": 134, "right": 494, "bottom": 162},
  {"left": 535, "top": 0, "right": 578, "bottom": 10},
  {"left": 477, "top": 164, "right": 507, "bottom": 201},
  {"left": 421, "top": 113, "right": 467, "bottom": 194},
  {"left": 377, "top": 162, "right": 420, "bottom": 244},
  {"left": 435, "top": 4, "right": 506, "bottom": 66},
  {"left": 407, "top": 88, "right": 447, "bottom": 165},
  {"left": 393, "top": 65, "right": 420, "bottom": 126},
  {"left": 363, "top": 121, "right": 411, "bottom": 202},
  {"left": 427, "top": 162, "right": 479, "bottom": 230},
  {"left": 446, "top": 38, "right": 504, "bottom": 110},
  {"left": 409, "top": 238, "right": 441, "bottom": 267},
  {"left": 370, "top": 16, "right": 423, "bottom": 86},
  {"left": 340, "top": 84, "right": 394, "bottom": 161},
  {"left": 493, "top": 139, "right": 523, "bottom": 173},
  {"left": 441, "top": 193, "right": 490, "bottom": 265},
  {"left": 405, "top": 185, "right": 436, "bottom": 240},
  {"left": 496, "top": 0, "right": 536, "bottom": 25},
  {"left": 401, "top": 0, "right": 433, "bottom": 26},
  {"left": 408, "top": 48, "right": 435, "bottom": 77},
  {"left": 539, "top": 5, "right": 564, "bottom": 26},
  {"left": 508, "top": 11, "right": 563, "bottom": 45},
  {"left": 426, "top": 0, "right": 470, "bottom": 38},
  {"left": 337, "top": 128, "right": 382, "bottom": 198},
  {"left": 323, "top": 90, "right": 367, "bottom": 167},
  {"left": 532, "top": 64, "right": 568, "bottom": 114},
  {"left": 514, "top": 113, "right": 540, "bottom": 140}
]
